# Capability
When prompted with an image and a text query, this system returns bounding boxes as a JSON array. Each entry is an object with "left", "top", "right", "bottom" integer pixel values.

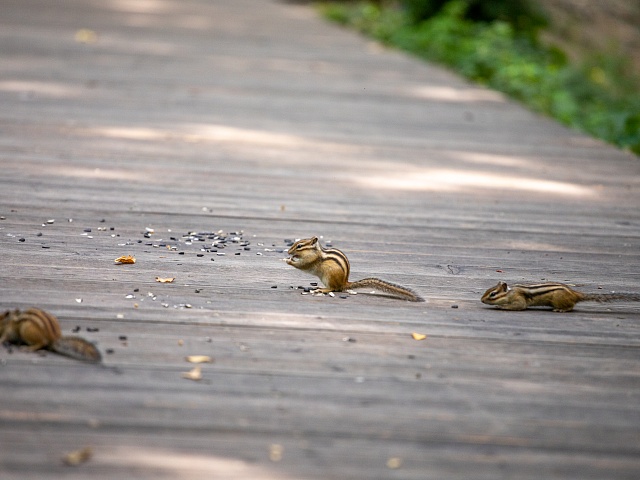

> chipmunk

[
  {"left": 0, "top": 308, "right": 101, "bottom": 362},
  {"left": 481, "top": 281, "right": 640, "bottom": 312},
  {"left": 286, "top": 236, "right": 424, "bottom": 302}
]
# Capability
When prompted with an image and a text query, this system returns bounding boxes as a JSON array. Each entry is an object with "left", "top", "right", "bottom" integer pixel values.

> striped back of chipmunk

[
  {"left": 19, "top": 308, "right": 62, "bottom": 340},
  {"left": 319, "top": 243, "right": 350, "bottom": 279},
  {"left": 512, "top": 282, "right": 569, "bottom": 295},
  {"left": 483, "top": 281, "right": 575, "bottom": 304},
  {"left": 514, "top": 282, "right": 573, "bottom": 298}
]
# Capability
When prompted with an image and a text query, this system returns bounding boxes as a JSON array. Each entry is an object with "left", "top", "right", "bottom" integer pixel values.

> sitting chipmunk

[
  {"left": 286, "top": 236, "right": 424, "bottom": 302},
  {"left": 0, "top": 308, "right": 101, "bottom": 362},
  {"left": 481, "top": 281, "right": 640, "bottom": 312}
]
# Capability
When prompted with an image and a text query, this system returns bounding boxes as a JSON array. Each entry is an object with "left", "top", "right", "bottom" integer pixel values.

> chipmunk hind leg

[
  {"left": 318, "top": 263, "right": 348, "bottom": 293},
  {"left": 551, "top": 290, "right": 581, "bottom": 312},
  {"left": 551, "top": 299, "right": 575, "bottom": 312},
  {"left": 553, "top": 299, "right": 576, "bottom": 313},
  {"left": 18, "top": 323, "right": 50, "bottom": 350}
]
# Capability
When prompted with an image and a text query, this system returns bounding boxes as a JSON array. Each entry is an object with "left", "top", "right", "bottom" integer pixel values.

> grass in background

[{"left": 319, "top": 0, "right": 640, "bottom": 155}]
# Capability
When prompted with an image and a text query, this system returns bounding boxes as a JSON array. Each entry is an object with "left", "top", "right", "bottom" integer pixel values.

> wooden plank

[{"left": 0, "top": 0, "right": 639, "bottom": 478}]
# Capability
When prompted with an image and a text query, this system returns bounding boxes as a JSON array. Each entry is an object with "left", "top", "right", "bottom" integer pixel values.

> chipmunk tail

[
  {"left": 582, "top": 293, "right": 640, "bottom": 304},
  {"left": 347, "top": 278, "right": 425, "bottom": 302},
  {"left": 52, "top": 337, "right": 102, "bottom": 363}
]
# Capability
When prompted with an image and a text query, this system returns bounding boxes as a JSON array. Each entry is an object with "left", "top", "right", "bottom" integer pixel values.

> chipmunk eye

[
  {"left": 489, "top": 292, "right": 497, "bottom": 297},
  {"left": 296, "top": 244, "right": 304, "bottom": 249}
]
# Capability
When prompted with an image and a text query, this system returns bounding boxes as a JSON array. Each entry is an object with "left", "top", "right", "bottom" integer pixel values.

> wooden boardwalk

[{"left": 1, "top": 0, "right": 639, "bottom": 478}]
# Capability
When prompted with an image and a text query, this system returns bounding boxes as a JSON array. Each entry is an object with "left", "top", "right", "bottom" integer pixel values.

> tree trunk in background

[{"left": 536, "top": 0, "right": 640, "bottom": 76}]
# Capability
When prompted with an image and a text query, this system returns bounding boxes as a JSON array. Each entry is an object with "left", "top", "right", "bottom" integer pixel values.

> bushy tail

[
  {"left": 347, "top": 278, "right": 425, "bottom": 302},
  {"left": 582, "top": 293, "right": 640, "bottom": 304},
  {"left": 52, "top": 336, "right": 102, "bottom": 363}
]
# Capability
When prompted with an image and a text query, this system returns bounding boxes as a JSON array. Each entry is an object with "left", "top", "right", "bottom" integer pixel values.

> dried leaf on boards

[{"left": 114, "top": 255, "right": 135, "bottom": 264}]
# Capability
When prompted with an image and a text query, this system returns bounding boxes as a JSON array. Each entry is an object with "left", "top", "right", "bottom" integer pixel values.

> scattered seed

[
  {"left": 386, "top": 457, "right": 403, "bottom": 469},
  {"left": 269, "top": 444, "right": 283, "bottom": 462},
  {"left": 62, "top": 446, "right": 92, "bottom": 466},
  {"left": 185, "top": 355, "right": 213, "bottom": 364},
  {"left": 155, "top": 277, "right": 175, "bottom": 283},
  {"left": 181, "top": 366, "right": 202, "bottom": 381},
  {"left": 18, "top": 238, "right": 25, "bottom": 242}
]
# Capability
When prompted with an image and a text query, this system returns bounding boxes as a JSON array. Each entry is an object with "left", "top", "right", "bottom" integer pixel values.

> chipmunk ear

[
  {"left": 310, "top": 236, "right": 318, "bottom": 245},
  {"left": 498, "top": 281, "right": 508, "bottom": 290}
]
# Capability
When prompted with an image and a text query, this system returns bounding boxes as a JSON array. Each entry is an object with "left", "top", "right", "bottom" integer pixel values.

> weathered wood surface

[{"left": 1, "top": 0, "right": 639, "bottom": 479}]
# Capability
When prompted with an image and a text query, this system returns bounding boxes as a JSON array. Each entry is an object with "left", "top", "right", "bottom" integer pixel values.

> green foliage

[
  {"left": 317, "top": 1, "right": 640, "bottom": 155},
  {"left": 400, "top": 0, "right": 547, "bottom": 35}
]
